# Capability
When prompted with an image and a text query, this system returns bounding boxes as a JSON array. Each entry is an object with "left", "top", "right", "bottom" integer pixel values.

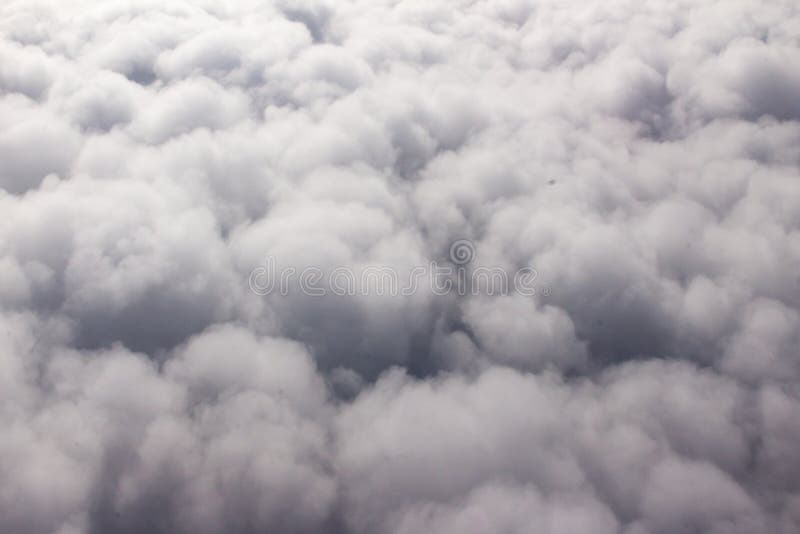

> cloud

[
  {"left": 1, "top": 0, "right": 800, "bottom": 533},
  {"left": 333, "top": 360, "right": 798, "bottom": 533},
  {"left": 0, "top": 95, "right": 82, "bottom": 194}
]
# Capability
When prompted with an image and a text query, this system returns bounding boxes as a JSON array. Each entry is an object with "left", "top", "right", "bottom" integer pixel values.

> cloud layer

[{"left": 1, "top": 0, "right": 799, "bottom": 533}]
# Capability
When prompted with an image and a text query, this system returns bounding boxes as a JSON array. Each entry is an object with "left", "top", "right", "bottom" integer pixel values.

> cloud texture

[{"left": 1, "top": 0, "right": 800, "bottom": 532}]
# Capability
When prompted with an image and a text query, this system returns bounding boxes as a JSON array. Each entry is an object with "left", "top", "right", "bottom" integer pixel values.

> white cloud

[{"left": 1, "top": 0, "right": 799, "bottom": 532}]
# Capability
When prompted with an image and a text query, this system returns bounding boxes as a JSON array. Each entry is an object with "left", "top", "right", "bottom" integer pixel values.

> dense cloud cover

[{"left": 1, "top": 0, "right": 800, "bottom": 532}]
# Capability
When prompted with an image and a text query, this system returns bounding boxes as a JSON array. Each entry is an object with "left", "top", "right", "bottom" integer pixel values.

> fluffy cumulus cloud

[{"left": 1, "top": 0, "right": 799, "bottom": 533}]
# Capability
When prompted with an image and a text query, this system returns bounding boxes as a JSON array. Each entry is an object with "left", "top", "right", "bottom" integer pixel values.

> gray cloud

[{"left": 1, "top": 0, "right": 800, "bottom": 532}]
